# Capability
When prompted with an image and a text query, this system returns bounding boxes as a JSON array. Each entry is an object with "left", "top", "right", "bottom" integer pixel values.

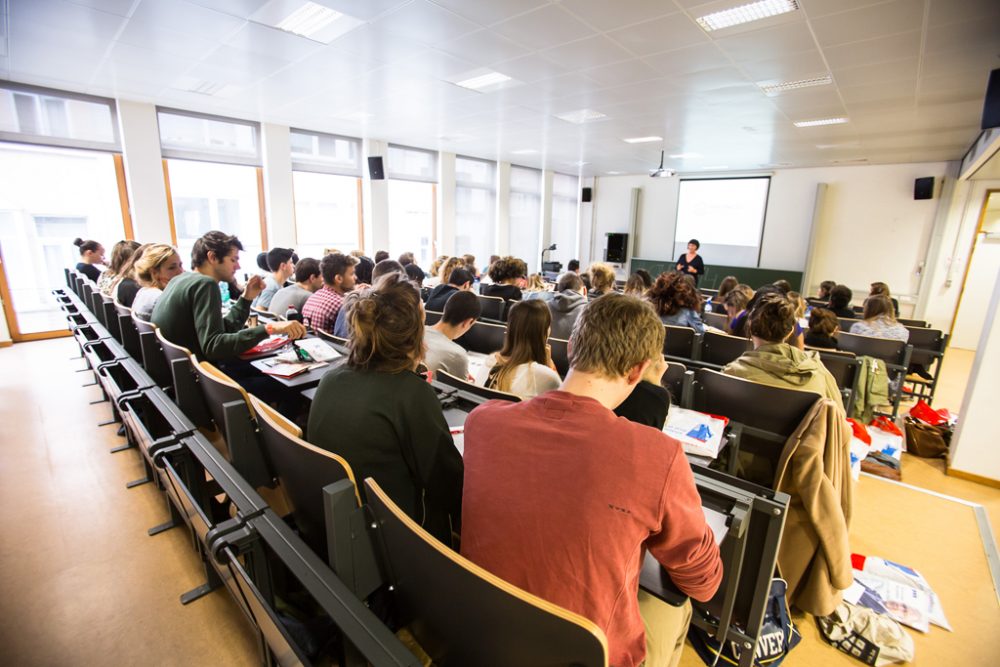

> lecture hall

[{"left": 1, "top": 0, "right": 999, "bottom": 665}]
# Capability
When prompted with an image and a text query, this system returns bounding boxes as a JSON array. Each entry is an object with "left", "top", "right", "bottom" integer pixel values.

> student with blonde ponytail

[
  {"left": 307, "top": 272, "right": 463, "bottom": 545},
  {"left": 130, "top": 244, "right": 184, "bottom": 321}
]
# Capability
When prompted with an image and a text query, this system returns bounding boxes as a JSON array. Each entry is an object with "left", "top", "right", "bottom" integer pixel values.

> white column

[
  {"left": 578, "top": 175, "right": 595, "bottom": 266},
  {"left": 949, "top": 264, "right": 1000, "bottom": 483},
  {"left": 539, "top": 169, "right": 554, "bottom": 273},
  {"left": 260, "top": 123, "right": 295, "bottom": 249},
  {"left": 0, "top": 294, "right": 11, "bottom": 343},
  {"left": 437, "top": 151, "right": 456, "bottom": 257},
  {"left": 495, "top": 161, "right": 511, "bottom": 256},
  {"left": 362, "top": 139, "right": 389, "bottom": 255},
  {"left": 117, "top": 100, "right": 171, "bottom": 243}
]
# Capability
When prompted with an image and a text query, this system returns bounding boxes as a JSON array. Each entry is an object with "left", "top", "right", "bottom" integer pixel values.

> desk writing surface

[{"left": 249, "top": 339, "right": 345, "bottom": 389}]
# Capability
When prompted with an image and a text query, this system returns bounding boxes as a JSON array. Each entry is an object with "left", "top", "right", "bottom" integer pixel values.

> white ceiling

[{"left": 2, "top": 0, "right": 999, "bottom": 176}]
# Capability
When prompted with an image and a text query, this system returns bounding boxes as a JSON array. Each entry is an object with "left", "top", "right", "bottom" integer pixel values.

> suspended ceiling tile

[
  {"left": 669, "top": 66, "right": 752, "bottom": 92},
  {"left": 437, "top": 30, "right": 531, "bottom": 67},
  {"left": 491, "top": 53, "right": 572, "bottom": 84},
  {"left": 923, "top": 18, "right": 1000, "bottom": 54},
  {"left": 643, "top": 42, "right": 732, "bottom": 76},
  {"left": 328, "top": 24, "right": 427, "bottom": 64},
  {"left": 428, "top": 0, "right": 550, "bottom": 27},
  {"left": 372, "top": 1, "right": 480, "bottom": 45},
  {"left": 312, "top": 0, "right": 412, "bottom": 22},
  {"left": 833, "top": 57, "right": 919, "bottom": 88},
  {"left": 122, "top": 0, "right": 247, "bottom": 43},
  {"left": 583, "top": 59, "right": 663, "bottom": 87},
  {"left": 492, "top": 5, "right": 595, "bottom": 51},
  {"left": 810, "top": 0, "right": 924, "bottom": 48},
  {"left": 926, "top": 0, "right": 1000, "bottom": 27},
  {"left": 713, "top": 21, "right": 817, "bottom": 62},
  {"left": 559, "top": 0, "right": 675, "bottom": 32},
  {"left": 67, "top": 0, "right": 138, "bottom": 16},
  {"left": 920, "top": 48, "right": 1000, "bottom": 79},
  {"left": 821, "top": 30, "right": 921, "bottom": 71},
  {"left": 540, "top": 35, "right": 634, "bottom": 71},
  {"left": 607, "top": 13, "right": 708, "bottom": 57},
  {"left": 11, "top": 0, "right": 128, "bottom": 38},
  {"left": 104, "top": 41, "right": 201, "bottom": 81},
  {"left": 798, "top": 0, "right": 888, "bottom": 18},
  {"left": 394, "top": 49, "right": 481, "bottom": 81},
  {"left": 840, "top": 79, "right": 916, "bottom": 105},
  {"left": 116, "top": 18, "right": 222, "bottom": 61},
  {"left": 740, "top": 49, "right": 828, "bottom": 83},
  {"left": 224, "top": 22, "right": 327, "bottom": 62}
]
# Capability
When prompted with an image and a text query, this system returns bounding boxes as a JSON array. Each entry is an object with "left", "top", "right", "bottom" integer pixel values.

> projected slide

[{"left": 674, "top": 177, "right": 771, "bottom": 268}]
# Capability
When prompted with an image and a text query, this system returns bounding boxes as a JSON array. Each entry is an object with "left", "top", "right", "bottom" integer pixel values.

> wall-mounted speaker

[
  {"left": 914, "top": 177, "right": 934, "bottom": 200},
  {"left": 368, "top": 156, "right": 385, "bottom": 180},
  {"left": 605, "top": 233, "right": 628, "bottom": 263},
  {"left": 981, "top": 68, "right": 1000, "bottom": 130},
  {"left": 581, "top": 187, "right": 593, "bottom": 202}
]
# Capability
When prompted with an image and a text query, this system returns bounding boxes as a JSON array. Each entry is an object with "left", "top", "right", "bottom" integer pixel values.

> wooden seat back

[{"left": 699, "top": 330, "right": 751, "bottom": 367}]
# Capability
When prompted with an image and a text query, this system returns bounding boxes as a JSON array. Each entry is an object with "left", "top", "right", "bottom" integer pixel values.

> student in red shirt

[{"left": 461, "top": 294, "right": 723, "bottom": 667}]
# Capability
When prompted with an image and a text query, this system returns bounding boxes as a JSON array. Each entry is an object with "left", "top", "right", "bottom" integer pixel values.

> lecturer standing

[{"left": 675, "top": 238, "right": 705, "bottom": 285}]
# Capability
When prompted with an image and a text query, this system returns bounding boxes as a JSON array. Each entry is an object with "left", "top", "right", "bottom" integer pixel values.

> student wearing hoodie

[
  {"left": 543, "top": 272, "right": 588, "bottom": 340},
  {"left": 723, "top": 292, "right": 842, "bottom": 407}
]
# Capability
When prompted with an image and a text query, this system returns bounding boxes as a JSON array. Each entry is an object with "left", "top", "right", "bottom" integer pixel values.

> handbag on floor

[
  {"left": 688, "top": 578, "right": 801, "bottom": 667},
  {"left": 903, "top": 418, "right": 950, "bottom": 459}
]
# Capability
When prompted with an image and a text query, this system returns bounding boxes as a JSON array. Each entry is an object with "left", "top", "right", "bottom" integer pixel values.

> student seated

[
  {"left": 723, "top": 293, "right": 842, "bottom": 406},
  {"left": 712, "top": 274, "right": 738, "bottom": 309},
  {"left": 817, "top": 280, "right": 836, "bottom": 301},
  {"left": 587, "top": 262, "right": 616, "bottom": 297},
  {"left": 462, "top": 294, "right": 722, "bottom": 667},
  {"left": 623, "top": 270, "right": 652, "bottom": 297},
  {"left": 404, "top": 263, "right": 425, "bottom": 285},
  {"left": 424, "top": 267, "right": 473, "bottom": 312},
  {"left": 462, "top": 253, "right": 479, "bottom": 279},
  {"left": 301, "top": 252, "right": 358, "bottom": 333},
  {"left": 475, "top": 300, "right": 561, "bottom": 399},
  {"left": 98, "top": 240, "right": 139, "bottom": 296},
  {"left": 480, "top": 256, "right": 526, "bottom": 301},
  {"left": 647, "top": 271, "right": 705, "bottom": 333},
  {"left": 424, "top": 290, "right": 480, "bottom": 379},
  {"left": 268, "top": 257, "right": 322, "bottom": 317},
  {"left": 724, "top": 284, "right": 753, "bottom": 334},
  {"left": 849, "top": 294, "right": 909, "bottom": 342},
  {"left": 868, "top": 281, "right": 900, "bottom": 318},
  {"left": 827, "top": 284, "right": 856, "bottom": 318},
  {"left": 131, "top": 244, "right": 184, "bottom": 321},
  {"left": 425, "top": 256, "right": 464, "bottom": 288},
  {"left": 613, "top": 354, "right": 672, "bottom": 429},
  {"left": 333, "top": 259, "right": 405, "bottom": 338},
  {"left": 252, "top": 247, "right": 296, "bottom": 310},
  {"left": 152, "top": 231, "right": 305, "bottom": 361},
  {"left": 307, "top": 273, "right": 463, "bottom": 544},
  {"left": 542, "top": 272, "right": 588, "bottom": 340},
  {"left": 374, "top": 249, "right": 389, "bottom": 263},
  {"left": 73, "top": 237, "right": 105, "bottom": 282},
  {"left": 805, "top": 308, "right": 840, "bottom": 349},
  {"left": 111, "top": 243, "right": 150, "bottom": 308}
]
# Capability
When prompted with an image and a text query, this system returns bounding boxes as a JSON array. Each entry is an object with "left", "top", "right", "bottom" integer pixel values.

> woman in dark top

[
  {"left": 869, "top": 282, "right": 900, "bottom": 318},
  {"left": 73, "top": 237, "right": 105, "bottom": 282},
  {"left": 804, "top": 307, "right": 839, "bottom": 349},
  {"left": 111, "top": 242, "right": 150, "bottom": 308},
  {"left": 480, "top": 255, "right": 526, "bottom": 301},
  {"left": 827, "top": 284, "right": 856, "bottom": 318},
  {"left": 675, "top": 238, "right": 705, "bottom": 286},
  {"left": 307, "top": 272, "right": 463, "bottom": 545}
]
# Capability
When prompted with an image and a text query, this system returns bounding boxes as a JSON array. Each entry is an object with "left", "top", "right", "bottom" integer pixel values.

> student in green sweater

[
  {"left": 307, "top": 272, "right": 463, "bottom": 546},
  {"left": 152, "top": 231, "right": 305, "bottom": 361}
]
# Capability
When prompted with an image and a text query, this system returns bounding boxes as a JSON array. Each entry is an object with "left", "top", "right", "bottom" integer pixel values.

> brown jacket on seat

[{"left": 773, "top": 397, "right": 853, "bottom": 617}]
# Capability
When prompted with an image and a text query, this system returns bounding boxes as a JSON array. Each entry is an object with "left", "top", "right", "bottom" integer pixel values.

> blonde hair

[
  {"left": 569, "top": 294, "right": 663, "bottom": 379},
  {"left": 348, "top": 273, "right": 424, "bottom": 373},
  {"left": 588, "top": 263, "right": 616, "bottom": 293},
  {"left": 438, "top": 256, "right": 465, "bottom": 283},
  {"left": 134, "top": 244, "right": 177, "bottom": 287},
  {"left": 524, "top": 273, "right": 545, "bottom": 292}
]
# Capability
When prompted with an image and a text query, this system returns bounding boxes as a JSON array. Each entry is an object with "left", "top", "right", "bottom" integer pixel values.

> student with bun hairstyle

[
  {"left": 475, "top": 299, "right": 561, "bottom": 399},
  {"left": 723, "top": 293, "right": 842, "bottom": 406},
  {"left": 73, "top": 238, "right": 105, "bottom": 282},
  {"left": 805, "top": 308, "right": 840, "bottom": 349},
  {"left": 307, "top": 272, "right": 463, "bottom": 545},
  {"left": 130, "top": 244, "right": 184, "bottom": 321}
]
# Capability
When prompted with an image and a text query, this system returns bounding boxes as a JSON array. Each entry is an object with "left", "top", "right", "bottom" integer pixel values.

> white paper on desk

[
  {"left": 703, "top": 506, "right": 728, "bottom": 546},
  {"left": 466, "top": 351, "right": 489, "bottom": 380},
  {"left": 664, "top": 407, "right": 727, "bottom": 459},
  {"left": 296, "top": 338, "right": 341, "bottom": 362},
  {"left": 451, "top": 432, "right": 464, "bottom": 456}
]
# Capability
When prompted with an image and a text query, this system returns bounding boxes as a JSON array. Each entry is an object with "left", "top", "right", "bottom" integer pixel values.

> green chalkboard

[{"left": 631, "top": 258, "right": 803, "bottom": 292}]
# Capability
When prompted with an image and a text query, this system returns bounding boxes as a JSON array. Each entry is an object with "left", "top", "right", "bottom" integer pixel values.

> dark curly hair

[
  {"left": 487, "top": 256, "right": 527, "bottom": 283},
  {"left": 646, "top": 271, "right": 700, "bottom": 317},
  {"left": 748, "top": 293, "right": 797, "bottom": 343}
]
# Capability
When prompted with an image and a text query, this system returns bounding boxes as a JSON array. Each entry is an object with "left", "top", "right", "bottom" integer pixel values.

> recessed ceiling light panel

[
  {"left": 696, "top": 0, "right": 799, "bottom": 32},
  {"left": 555, "top": 109, "right": 608, "bottom": 124},
  {"left": 759, "top": 75, "right": 832, "bottom": 94},
  {"left": 251, "top": 0, "right": 363, "bottom": 44},
  {"left": 623, "top": 136, "right": 662, "bottom": 144},
  {"left": 794, "top": 117, "right": 849, "bottom": 127},
  {"left": 454, "top": 71, "right": 512, "bottom": 91}
]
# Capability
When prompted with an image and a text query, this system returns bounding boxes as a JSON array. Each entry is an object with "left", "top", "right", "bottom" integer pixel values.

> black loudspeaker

[
  {"left": 981, "top": 68, "right": 1000, "bottom": 130},
  {"left": 914, "top": 177, "right": 934, "bottom": 200},
  {"left": 582, "top": 187, "right": 593, "bottom": 202},
  {"left": 605, "top": 233, "right": 628, "bottom": 263},
  {"left": 368, "top": 156, "right": 385, "bottom": 180}
]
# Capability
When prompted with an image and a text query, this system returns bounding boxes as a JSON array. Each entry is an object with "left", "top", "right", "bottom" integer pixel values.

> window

[
  {"left": 157, "top": 108, "right": 260, "bottom": 166},
  {"left": 165, "top": 160, "right": 263, "bottom": 273},
  {"left": 387, "top": 144, "right": 438, "bottom": 268},
  {"left": 674, "top": 177, "right": 771, "bottom": 267},
  {"left": 0, "top": 82, "right": 119, "bottom": 151},
  {"left": 455, "top": 156, "right": 496, "bottom": 265},
  {"left": 550, "top": 173, "right": 579, "bottom": 266},
  {"left": 509, "top": 166, "right": 542, "bottom": 273},
  {"left": 290, "top": 129, "right": 361, "bottom": 176},
  {"left": 292, "top": 171, "right": 361, "bottom": 259},
  {"left": 0, "top": 143, "right": 126, "bottom": 335}
]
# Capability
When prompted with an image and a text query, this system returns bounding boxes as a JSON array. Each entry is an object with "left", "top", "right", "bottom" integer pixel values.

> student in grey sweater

[
  {"left": 268, "top": 257, "right": 322, "bottom": 316},
  {"left": 546, "top": 272, "right": 589, "bottom": 340},
  {"left": 424, "top": 290, "right": 481, "bottom": 379}
]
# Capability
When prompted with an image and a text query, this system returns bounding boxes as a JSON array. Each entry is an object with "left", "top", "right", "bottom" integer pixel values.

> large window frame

[
  {"left": 455, "top": 155, "right": 497, "bottom": 265},
  {"left": 509, "top": 165, "right": 543, "bottom": 274},
  {"left": 550, "top": 172, "right": 579, "bottom": 267},
  {"left": 387, "top": 144, "right": 439, "bottom": 265}
]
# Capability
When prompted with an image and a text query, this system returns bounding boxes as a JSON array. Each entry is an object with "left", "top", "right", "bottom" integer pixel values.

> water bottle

[
  {"left": 286, "top": 304, "right": 303, "bottom": 323},
  {"left": 219, "top": 281, "right": 231, "bottom": 305}
]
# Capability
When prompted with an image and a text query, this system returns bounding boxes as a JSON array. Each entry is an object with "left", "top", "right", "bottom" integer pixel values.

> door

[{"left": 951, "top": 189, "right": 1000, "bottom": 350}]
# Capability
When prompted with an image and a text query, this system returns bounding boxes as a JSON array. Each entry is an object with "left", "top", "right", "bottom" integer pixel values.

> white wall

[
  {"left": 260, "top": 123, "right": 295, "bottom": 249},
  {"left": 0, "top": 293, "right": 11, "bottom": 343},
  {"left": 949, "top": 263, "right": 1000, "bottom": 482},
  {"left": 437, "top": 152, "right": 456, "bottom": 257},
  {"left": 362, "top": 139, "right": 388, "bottom": 255},
  {"left": 117, "top": 100, "right": 171, "bottom": 243}
]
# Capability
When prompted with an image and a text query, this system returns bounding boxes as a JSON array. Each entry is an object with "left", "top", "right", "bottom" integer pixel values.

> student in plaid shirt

[{"left": 302, "top": 252, "right": 358, "bottom": 333}]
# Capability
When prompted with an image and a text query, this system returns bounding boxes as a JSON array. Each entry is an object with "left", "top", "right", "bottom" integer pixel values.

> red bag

[
  {"left": 869, "top": 415, "right": 903, "bottom": 436},
  {"left": 909, "top": 400, "right": 947, "bottom": 426}
]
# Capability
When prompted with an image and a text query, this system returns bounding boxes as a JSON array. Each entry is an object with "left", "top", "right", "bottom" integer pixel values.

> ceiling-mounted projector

[{"left": 649, "top": 150, "right": 676, "bottom": 178}]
